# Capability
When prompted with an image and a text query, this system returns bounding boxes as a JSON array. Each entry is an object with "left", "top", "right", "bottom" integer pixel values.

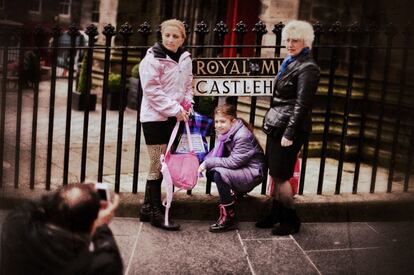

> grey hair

[{"left": 282, "top": 20, "right": 315, "bottom": 48}]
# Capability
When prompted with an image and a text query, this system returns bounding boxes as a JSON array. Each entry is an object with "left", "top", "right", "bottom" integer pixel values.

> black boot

[
  {"left": 255, "top": 199, "right": 282, "bottom": 228},
  {"left": 271, "top": 207, "right": 301, "bottom": 236},
  {"left": 148, "top": 180, "right": 180, "bottom": 231},
  {"left": 139, "top": 181, "right": 152, "bottom": 222},
  {"left": 209, "top": 201, "right": 236, "bottom": 233}
]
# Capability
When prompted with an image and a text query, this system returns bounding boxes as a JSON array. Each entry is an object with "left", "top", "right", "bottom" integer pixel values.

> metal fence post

[
  {"left": 205, "top": 21, "right": 229, "bottom": 194},
  {"left": 213, "top": 20, "right": 228, "bottom": 57},
  {"left": 312, "top": 21, "right": 323, "bottom": 61},
  {"left": 131, "top": 22, "right": 152, "bottom": 193},
  {"left": 228, "top": 21, "right": 247, "bottom": 108},
  {"left": 317, "top": 21, "right": 341, "bottom": 194},
  {"left": 0, "top": 44, "right": 8, "bottom": 187},
  {"left": 29, "top": 26, "right": 45, "bottom": 189},
  {"left": 335, "top": 23, "right": 362, "bottom": 194},
  {"left": 272, "top": 22, "right": 284, "bottom": 58},
  {"left": 353, "top": 23, "right": 377, "bottom": 194},
  {"left": 63, "top": 24, "right": 80, "bottom": 185},
  {"left": 194, "top": 21, "right": 209, "bottom": 57},
  {"left": 260, "top": 22, "right": 285, "bottom": 195},
  {"left": 405, "top": 128, "right": 414, "bottom": 192},
  {"left": 389, "top": 25, "right": 411, "bottom": 191},
  {"left": 12, "top": 43, "right": 25, "bottom": 189},
  {"left": 251, "top": 20, "right": 268, "bottom": 194},
  {"left": 193, "top": 21, "right": 209, "bottom": 110},
  {"left": 336, "top": 45, "right": 357, "bottom": 194},
  {"left": 183, "top": 21, "right": 191, "bottom": 47},
  {"left": 80, "top": 24, "right": 98, "bottom": 183},
  {"left": 371, "top": 23, "right": 396, "bottom": 193},
  {"left": 234, "top": 21, "right": 247, "bottom": 56},
  {"left": 299, "top": 21, "right": 324, "bottom": 195},
  {"left": 114, "top": 22, "right": 133, "bottom": 193},
  {"left": 98, "top": 24, "right": 116, "bottom": 183},
  {"left": 46, "top": 25, "right": 62, "bottom": 190}
]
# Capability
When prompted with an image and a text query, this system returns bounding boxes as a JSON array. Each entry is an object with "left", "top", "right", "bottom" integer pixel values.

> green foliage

[
  {"left": 77, "top": 52, "right": 88, "bottom": 94},
  {"left": 108, "top": 73, "right": 122, "bottom": 93},
  {"left": 131, "top": 63, "right": 140, "bottom": 78}
]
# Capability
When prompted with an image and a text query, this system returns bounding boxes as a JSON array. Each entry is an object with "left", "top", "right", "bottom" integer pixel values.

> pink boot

[{"left": 209, "top": 201, "right": 236, "bottom": 233}]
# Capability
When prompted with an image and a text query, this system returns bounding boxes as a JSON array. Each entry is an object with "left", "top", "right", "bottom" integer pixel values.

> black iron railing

[{"left": 0, "top": 20, "right": 413, "bottom": 196}]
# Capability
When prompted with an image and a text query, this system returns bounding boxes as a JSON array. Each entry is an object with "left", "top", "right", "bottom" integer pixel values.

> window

[
  {"left": 59, "top": 0, "right": 71, "bottom": 16},
  {"left": 29, "top": 0, "right": 42, "bottom": 14},
  {"left": 92, "top": 0, "right": 100, "bottom": 23}
]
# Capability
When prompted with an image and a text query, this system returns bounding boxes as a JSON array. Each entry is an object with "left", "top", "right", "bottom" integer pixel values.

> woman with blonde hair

[
  {"left": 138, "top": 19, "right": 193, "bottom": 231},
  {"left": 257, "top": 20, "right": 320, "bottom": 235}
]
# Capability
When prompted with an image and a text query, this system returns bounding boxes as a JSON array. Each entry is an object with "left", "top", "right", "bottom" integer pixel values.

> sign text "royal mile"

[{"left": 193, "top": 58, "right": 282, "bottom": 96}]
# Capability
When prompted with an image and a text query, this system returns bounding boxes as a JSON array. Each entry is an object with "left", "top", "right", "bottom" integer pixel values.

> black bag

[{"left": 262, "top": 106, "right": 292, "bottom": 135}]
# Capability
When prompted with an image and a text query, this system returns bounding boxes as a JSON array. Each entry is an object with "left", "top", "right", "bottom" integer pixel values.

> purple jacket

[
  {"left": 139, "top": 43, "right": 193, "bottom": 123},
  {"left": 204, "top": 119, "right": 265, "bottom": 193}
]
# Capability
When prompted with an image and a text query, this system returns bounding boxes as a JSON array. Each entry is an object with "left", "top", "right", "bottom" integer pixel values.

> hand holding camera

[
  {"left": 92, "top": 183, "right": 120, "bottom": 234},
  {"left": 96, "top": 182, "right": 111, "bottom": 201}
]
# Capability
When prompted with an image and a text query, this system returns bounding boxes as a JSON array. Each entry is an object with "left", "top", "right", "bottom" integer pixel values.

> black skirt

[
  {"left": 267, "top": 128, "right": 308, "bottom": 181},
  {"left": 142, "top": 117, "right": 177, "bottom": 145}
]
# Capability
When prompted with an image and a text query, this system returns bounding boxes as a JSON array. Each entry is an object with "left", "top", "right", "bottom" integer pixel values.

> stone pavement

[{"left": 1, "top": 210, "right": 413, "bottom": 275}]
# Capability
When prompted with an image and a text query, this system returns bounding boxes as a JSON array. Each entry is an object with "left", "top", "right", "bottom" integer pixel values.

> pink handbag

[{"left": 160, "top": 121, "right": 199, "bottom": 225}]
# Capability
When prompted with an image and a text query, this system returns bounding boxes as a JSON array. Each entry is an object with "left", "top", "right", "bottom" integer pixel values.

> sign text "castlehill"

[{"left": 193, "top": 58, "right": 282, "bottom": 96}]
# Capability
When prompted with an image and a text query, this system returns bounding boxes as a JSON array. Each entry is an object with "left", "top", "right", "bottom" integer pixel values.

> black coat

[
  {"left": 263, "top": 52, "right": 320, "bottom": 140},
  {"left": 0, "top": 202, "right": 123, "bottom": 275}
]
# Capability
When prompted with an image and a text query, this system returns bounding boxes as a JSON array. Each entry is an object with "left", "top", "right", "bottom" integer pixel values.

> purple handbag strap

[{"left": 166, "top": 121, "right": 194, "bottom": 155}]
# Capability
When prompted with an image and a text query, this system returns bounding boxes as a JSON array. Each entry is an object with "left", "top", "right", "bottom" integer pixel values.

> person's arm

[
  {"left": 283, "top": 63, "right": 320, "bottom": 140},
  {"left": 89, "top": 195, "right": 123, "bottom": 275},
  {"left": 139, "top": 56, "right": 182, "bottom": 118},
  {"left": 89, "top": 225, "right": 123, "bottom": 275},
  {"left": 182, "top": 56, "right": 194, "bottom": 105}
]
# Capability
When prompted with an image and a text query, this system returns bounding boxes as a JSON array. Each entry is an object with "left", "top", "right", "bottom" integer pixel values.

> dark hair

[
  {"left": 41, "top": 183, "right": 100, "bottom": 234},
  {"left": 214, "top": 104, "right": 253, "bottom": 132},
  {"left": 214, "top": 103, "right": 237, "bottom": 119}
]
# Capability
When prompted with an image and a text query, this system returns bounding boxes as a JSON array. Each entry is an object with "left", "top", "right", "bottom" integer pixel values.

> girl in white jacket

[{"left": 138, "top": 19, "right": 193, "bottom": 231}]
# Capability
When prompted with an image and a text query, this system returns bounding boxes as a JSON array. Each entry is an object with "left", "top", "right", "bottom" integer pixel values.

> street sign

[{"left": 193, "top": 57, "right": 282, "bottom": 96}]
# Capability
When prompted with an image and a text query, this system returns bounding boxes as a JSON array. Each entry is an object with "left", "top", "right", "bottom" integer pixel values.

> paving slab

[
  {"left": 307, "top": 247, "right": 414, "bottom": 275},
  {"left": 109, "top": 217, "right": 141, "bottom": 270},
  {"left": 293, "top": 222, "right": 392, "bottom": 251},
  {"left": 366, "top": 221, "right": 414, "bottom": 246},
  {"left": 126, "top": 221, "right": 251, "bottom": 275},
  {"left": 237, "top": 221, "right": 291, "bottom": 240},
  {"left": 294, "top": 221, "right": 414, "bottom": 275},
  {"left": 243, "top": 238, "right": 319, "bottom": 275}
]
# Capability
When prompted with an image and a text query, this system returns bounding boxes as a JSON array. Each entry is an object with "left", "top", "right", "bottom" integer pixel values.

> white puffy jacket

[{"left": 139, "top": 43, "right": 193, "bottom": 123}]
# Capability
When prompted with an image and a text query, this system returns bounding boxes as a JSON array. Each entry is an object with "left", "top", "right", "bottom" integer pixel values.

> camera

[{"left": 95, "top": 183, "right": 111, "bottom": 201}]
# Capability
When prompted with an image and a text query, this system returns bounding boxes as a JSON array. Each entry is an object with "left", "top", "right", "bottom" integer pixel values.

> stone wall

[{"left": 258, "top": 0, "right": 300, "bottom": 57}]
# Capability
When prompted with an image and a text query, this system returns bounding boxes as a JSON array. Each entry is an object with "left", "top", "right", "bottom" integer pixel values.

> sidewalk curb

[{"left": 1, "top": 187, "right": 414, "bottom": 222}]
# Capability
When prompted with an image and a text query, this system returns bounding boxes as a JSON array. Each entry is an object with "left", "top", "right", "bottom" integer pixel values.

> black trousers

[{"left": 213, "top": 171, "right": 233, "bottom": 204}]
